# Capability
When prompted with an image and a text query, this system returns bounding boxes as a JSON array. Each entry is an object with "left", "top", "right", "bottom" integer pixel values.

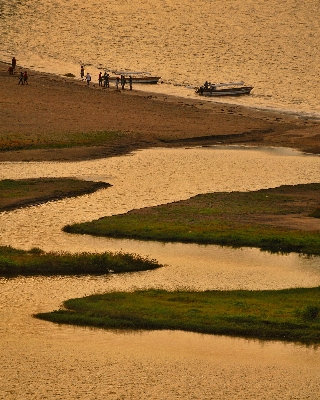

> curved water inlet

[
  {"left": 0, "top": 146, "right": 320, "bottom": 290},
  {"left": 1, "top": 146, "right": 320, "bottom": 399}
]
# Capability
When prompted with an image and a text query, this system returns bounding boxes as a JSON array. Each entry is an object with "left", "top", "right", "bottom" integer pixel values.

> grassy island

[
  {"left": 0, "top": 178, "right": 111, "bottom": 211},
  {"left": 35, "top": 287, "right": 320, "bottom": 344},
  {"left": 64, "top": 183, "right": 320, "bottom": 256},
  {"left": 0, "top": 246, "right": 161, "bottom": 277}
]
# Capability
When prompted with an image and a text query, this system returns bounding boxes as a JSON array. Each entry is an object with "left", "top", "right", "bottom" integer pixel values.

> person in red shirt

[{"left": 23, "top": 71, "right": 28, "bottom": 84}]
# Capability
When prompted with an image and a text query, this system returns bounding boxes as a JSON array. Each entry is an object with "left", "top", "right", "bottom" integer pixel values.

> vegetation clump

[
  {"left": 0, "top": 246, "right": 161, "bottom": 277},
  {"left": 310, "top": 207, "right": 320, "bottom": 218},
  {"left": 0, "top": 178, "right": 110, "bottom": 211},
  {"left": 299, "top": 305, "right": 320, "bottom": 322},
  {"left": 63, "top": 183, "right": 320, "bottom": 256},
  {"left": 35, "top": 287, "right": 320, "bottom": 344}
]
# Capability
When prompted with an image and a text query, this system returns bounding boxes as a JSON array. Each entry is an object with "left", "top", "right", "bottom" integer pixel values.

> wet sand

[{"left": 1, "top": 61, "right": 320, "bottom": 162}]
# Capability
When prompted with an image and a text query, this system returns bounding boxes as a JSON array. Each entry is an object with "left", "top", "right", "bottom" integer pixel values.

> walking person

[
  {"left": 98, "top": 72, "right": 103, "bottom": 87},
  {"left": 129, "top": 75, "right": 133, "bottom": 90},
  {"left": 80, "top": 66, "right": 84, "bottom": 79},
  {"left": 18, "top": 72, "right": 24, "bottom": 85},
  {"left": 23, "top": 71, "right": 28, "bottom": 84},
  {"left": 115, "top": 76, "right": 120, "bottom": 90},
  {"left": 86, "top": 72, "right": 91, "bottom": 86}
]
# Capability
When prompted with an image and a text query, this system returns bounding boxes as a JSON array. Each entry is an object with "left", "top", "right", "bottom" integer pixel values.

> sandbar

[{"left": 1, "top": 61, "right": 319, "bottom": 162}]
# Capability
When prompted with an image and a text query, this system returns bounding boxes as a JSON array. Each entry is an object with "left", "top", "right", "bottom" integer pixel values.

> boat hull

[
  {"left": 109, "top": 76, "right": 161, "bottom": 84},
  {"left": 196, "top": 86, "right": 253, "bottom": 96}
]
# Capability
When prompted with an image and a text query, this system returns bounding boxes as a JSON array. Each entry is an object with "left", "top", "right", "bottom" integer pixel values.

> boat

[
  {"left": 196, "top": 81, "right": 253, "bottom": 96},
  {"left": 108, "top": 71, "right": 161, "bottom": 84}
]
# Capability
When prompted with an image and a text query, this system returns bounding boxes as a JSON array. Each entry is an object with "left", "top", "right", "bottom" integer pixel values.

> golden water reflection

[{"left": 1, "top": 274, "right": 320, "bottom": 399}]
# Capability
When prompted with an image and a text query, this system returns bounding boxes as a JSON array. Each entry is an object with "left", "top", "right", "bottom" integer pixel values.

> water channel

[{"left": 1, "top": 146, "right": 320, "bottom": 399}]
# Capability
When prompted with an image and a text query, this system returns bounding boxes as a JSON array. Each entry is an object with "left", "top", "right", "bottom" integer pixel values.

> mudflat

[{"left": 1, "top": 61, "right": 320, "bottom": 162}]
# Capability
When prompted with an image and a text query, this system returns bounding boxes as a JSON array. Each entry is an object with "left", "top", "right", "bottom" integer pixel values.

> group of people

[
  {"left": 118, "top": 74, "right": 133, "bottom": 90},
  {"left": 7, "top": 57, "right": 29, "bottom": 85},
  {"left": 98, "top": 71, "right": 110, "bottom": 88},
  {"left": 18, "top": 71, "right": 28, "bottom": 85},
  {"left": 203, "top": 81, "right": 216, "bottom": 90},
  {"left": 81, "top": 66, "right": 133, "bottom": 90}
]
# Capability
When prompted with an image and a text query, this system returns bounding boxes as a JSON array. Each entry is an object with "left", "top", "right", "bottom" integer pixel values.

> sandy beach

[{"left": 1, "top": 61, "right": 320, "bottom": 162}]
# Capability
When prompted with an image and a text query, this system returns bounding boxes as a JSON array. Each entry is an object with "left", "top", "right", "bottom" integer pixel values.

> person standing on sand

[
  {"left": 115, "top": 76, "right": 120, "bottom": 90},
  {"left": 86, "top": 72, "right": 91, "bottom": 86},
  {"left": 80, "top": 66, "right": 84, "bottom": 79},
  {"left": 12, "top": 57, "right": 16, "bottom": 72},
  {"left": 129, "top": 75, "right": 132, "bottom": 90},
  {"left": 121, "top": 75, "right": 126, "bottom": 90},
  {"left": 23, "top": 71, "right": 28, "bottom": 84},
  {"left": 98, "top": 72, "right": 102, "bottom": 87},
  {"left": 18, "top": 72, "right": 24, "bottom": 85}
]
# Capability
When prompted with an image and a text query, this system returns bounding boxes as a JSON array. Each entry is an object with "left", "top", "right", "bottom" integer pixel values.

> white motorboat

[{"left": 196, "top": 81, "right": 253, "bottom": 96}]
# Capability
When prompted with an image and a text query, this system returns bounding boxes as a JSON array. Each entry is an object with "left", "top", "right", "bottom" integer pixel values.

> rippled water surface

[
  {"left": 1, "top": 147, "right": 320, "bottom": 289},
  {"left": 1, "top": 0, "right": 319, "bottom": 117},
  {"left": 1, "top": 147, "right": 320, "bottom": 399}
]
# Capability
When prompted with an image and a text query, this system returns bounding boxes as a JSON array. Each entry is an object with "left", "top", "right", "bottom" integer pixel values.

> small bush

[
  {"left": 300, "top": 305, "right": 320, "bottom": 321},
  {"left": 309, "top": 208, "right": 320, "bottom": 218}
]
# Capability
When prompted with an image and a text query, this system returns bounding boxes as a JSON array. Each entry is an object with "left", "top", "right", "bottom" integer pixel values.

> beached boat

[
  {"left": 196, "top": 81, "right": 253, "bottom": 96},
  {"left": 108, "top": 71, "right": 161, "bottom": 84}
]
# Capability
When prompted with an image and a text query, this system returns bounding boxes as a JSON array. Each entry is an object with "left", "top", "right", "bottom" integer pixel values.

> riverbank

[{"left": 1, "top": 61, "right": 320, "bottom": 162}]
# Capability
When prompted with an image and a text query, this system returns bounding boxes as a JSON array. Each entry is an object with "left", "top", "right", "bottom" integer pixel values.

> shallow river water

[
  {"left": 1, "top": 0, "right": 320, "bottom": 118},
  {"left": 1, "top": 146, "right": 320, "bottom": 399}
]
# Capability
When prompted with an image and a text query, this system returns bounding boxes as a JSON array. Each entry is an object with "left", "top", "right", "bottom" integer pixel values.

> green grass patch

[
  {"left": 0, "top": 178, "right": 110, "bottom": 211},
  {"left": 63, "top": 183, "right": 320, "bottom": 255},
  {"left": 0, "top": 130, "right": 123, "bottom": 151},
  {"left": 35, "top": 287, "right": 320, "bottom": 344},
  {"left": 0, "top": 246, "right": 161, "bottom": 277}
]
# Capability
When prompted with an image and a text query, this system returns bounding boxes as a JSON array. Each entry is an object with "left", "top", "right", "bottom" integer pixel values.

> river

[
  {"left": 1, "top": 0, "right": 320, "bottom": 118},
  {"left": 0, "top": 146, "right": 320, "bottom": 399}
]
